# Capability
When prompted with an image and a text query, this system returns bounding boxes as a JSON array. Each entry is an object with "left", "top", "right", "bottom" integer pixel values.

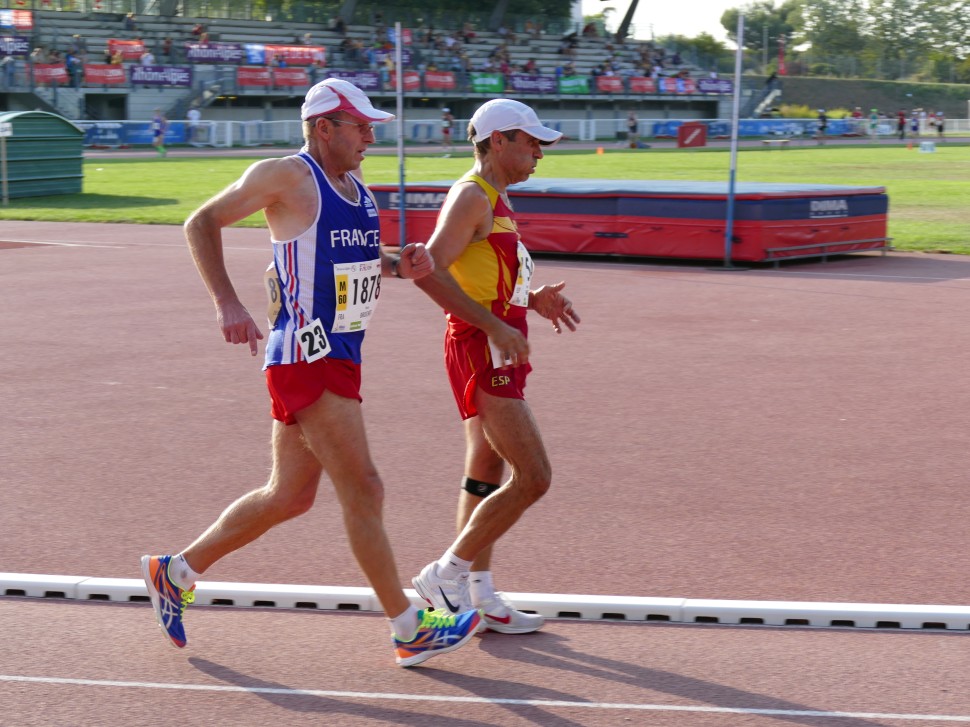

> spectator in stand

[
  {"left": 65, "top": 49, "right": 83, "bottom": 89},
  {"left": 140, "top": 49, "right": 155, "bottom": 66},
  {"left": 302, "top": 32, "right": 313, "bottom": 45},
  {"left": 124, "top": 12, "right": 137, "bottom": 32},
  {"left": 582, "top": 21, "right": 598, "bottom": 37},
  {"left": 191, "top": 23, "right": 206, "bottom": 42},
  {"left": 671, "top": 51, "right": 682, "bottom": 66},
  {"left": 161, "top": 36, "right": 173, "bottom": 62},
  {"left": 103, "top": 47, "right": 113, "bottom": 64},
  {"left": 461, "top": 22, "right": 477, "bottom": 43},
  {"left": 71, "top": 34, "right": 87, "bottom": 54},
  {"left": 910, "top": 109, "right": 920, "bottom": 139},
  {"left": 523, "top": 58, "right": 537, "bottom": 74}
]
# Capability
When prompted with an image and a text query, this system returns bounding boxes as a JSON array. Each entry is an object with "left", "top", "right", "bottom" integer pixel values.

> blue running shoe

[
  {"left": 393, "top": 608, "right": 482, "bottom": 667},
  {"left": 141, "top": 555, "right": 195, "bottom": 648}
]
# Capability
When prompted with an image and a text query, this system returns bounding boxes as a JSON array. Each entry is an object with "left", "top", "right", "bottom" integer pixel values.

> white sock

[
  {"left": 169, "top": 553, "right": 201, "bottom": 591},
  {"left": 389, "top": 605, "right": 420, "bottom": 640},
  {"left": 469, "top": 571, "right": 495, "bottom": 604},
  {"left": 436, "top": 550, "right": 472, "bottom": 580}
]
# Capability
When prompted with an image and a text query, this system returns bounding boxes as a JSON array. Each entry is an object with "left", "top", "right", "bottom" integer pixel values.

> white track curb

[{"left": 4, "top": 573, "right": 970, "bottom": 630}]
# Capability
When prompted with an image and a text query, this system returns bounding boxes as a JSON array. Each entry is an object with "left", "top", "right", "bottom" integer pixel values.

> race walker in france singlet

[{"left": 263, "top": 151, "right": 383, "bottom": 369}]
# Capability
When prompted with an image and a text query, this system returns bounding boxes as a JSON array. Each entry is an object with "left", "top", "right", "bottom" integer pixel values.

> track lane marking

[{"left": 1, "top": 675, "right": 968, "bottom": 721}]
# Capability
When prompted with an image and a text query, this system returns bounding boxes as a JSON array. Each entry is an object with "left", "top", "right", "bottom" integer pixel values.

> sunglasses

[{"left": 322, "top": 117, "right": 375, "bottom": 133}]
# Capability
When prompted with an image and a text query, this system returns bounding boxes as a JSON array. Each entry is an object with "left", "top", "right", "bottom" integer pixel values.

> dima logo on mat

[
  {"left": 809, "top": 199, "right": 849, "bottom": 218},
  {"left": 388, "top": 192, "right": 448, "bottom": 210}
]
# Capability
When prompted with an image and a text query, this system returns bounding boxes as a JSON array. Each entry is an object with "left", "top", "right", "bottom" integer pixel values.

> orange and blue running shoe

[
  {"left": 393, "top": 608, "right": 482, "bottom": 667},
  {"left": 140, "top": 554, "right": 195, "bottom": 648}
]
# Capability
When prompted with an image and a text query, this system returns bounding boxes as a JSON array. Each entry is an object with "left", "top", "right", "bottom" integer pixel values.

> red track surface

[{"left": 3, "top": 221, "right": 970, "bottom": 724}]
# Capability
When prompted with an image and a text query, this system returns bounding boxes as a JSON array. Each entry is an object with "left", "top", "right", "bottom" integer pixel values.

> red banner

[
  {"left": 401, "top": 28, "right": 413, "bottom": 45},
  {"left": 389, "top": 69, "right": 421, "bottom": 91},
  {"left": 424, "top": 71, "right": 456, "bottom": 90},
  {"left": 265, "top": 45, "right": 325, "bottom": 66},
  {"left": 32, "top": 63, "right": 67, "bottom": 84},
  {"left": 629, "top": 76, "right": 656, "bottom": 93},
  {"left": 84, "top": 63, "right": 126, "bottom": 85},
  {"left": 661, "top": 78, "right": 679, "bottom": 93},
  {"left": 238, "top": 66, "right": 271, "bottom": 86},
  {"left": 107, "top": 38, "right": 145, "bottom": 60},
  {"left": 595, "top": 76, "right": 623, "bottom": 93},
  {"left": 681, "top": 78, "right": 696, "bottom": 94},
  {"left": 272, "top": 67, "right": 308, "bottom": 86}
]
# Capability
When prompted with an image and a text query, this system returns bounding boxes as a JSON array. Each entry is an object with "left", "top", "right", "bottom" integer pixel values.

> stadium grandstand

[{"left": 0, "top": 0, "right": 741, "bottom": 146}]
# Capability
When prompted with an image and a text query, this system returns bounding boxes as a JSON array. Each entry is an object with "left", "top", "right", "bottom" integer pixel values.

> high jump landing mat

[{"left": 370, "top": 179, "right": 890, "bottom": 264}]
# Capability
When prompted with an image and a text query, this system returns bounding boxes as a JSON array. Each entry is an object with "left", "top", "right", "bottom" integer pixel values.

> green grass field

[{"left": 3, "top": 144, "right": 969, "bottom": 253}]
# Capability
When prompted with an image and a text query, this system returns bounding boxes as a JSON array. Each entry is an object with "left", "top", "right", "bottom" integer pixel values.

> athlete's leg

[
  {"left": 460, "top": 416, "right": 504, "bottom": 572},
  {"left": 448, "top": 392, "right": 550, "bottom": 562},
  {"left": 180, "top": 419, "right": 322, "bottom": 574},
  {"left": 293, "top": 389, "right": 411, "bottom": 618}
]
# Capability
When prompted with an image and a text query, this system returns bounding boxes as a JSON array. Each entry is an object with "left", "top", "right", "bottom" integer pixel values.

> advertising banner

[
  {"left": 32, "top": 64, "right": 68, "bottom": 84},
  {"left": 84, "top": 63, "right": 127, "bottom": 85},
  {"left": 558, "top": 75, "right": 589, "bottom": 94},
  {"left": 246, "top": 44, "right": 325, "bottom": 66},
  {"left": 424, "top": 71, "right": 455, "bottom": 90},
  {"left": 76, "top": 121, "right": 126, "bottom": 147},
  {"left": 124, "top": 122, "right": 185, "bottom": 146},
  {"left": 508, "top": 73, "right": 556, "bottom": 93},
  {"left": 130, "top": 65, "right": 192, "bottom": 87},
  {"left": 238, "top": 66, "right": 272, "bottom": 86},
  {"left": 374, "top": 48, "right": 411, "bottom": 66},
  {"left": 470, "top": 72, "right": 504, "bottom": 93},
  {"left": 0, "top": 9, "right": 32, "bottom": 31},
  {"left": 108, "top": 39, "right": 145, "bottom": 61},
  {"left": 697, "top": 77, "right": 733, "bottom": 94},
  {"left": 0, "top": 35, "right": 29, "bottom": 57},
  {"left": 184, "top": 42, "right": 245, "bottom": 63},
  {"left": 326, "top": 70, "right": 380, "bottom": 91},
  {"left": 273, "top": 67, "right": 309, "bottom": 86},
  {"left": 389, "top": 69, "right": 421, "bottom": 91},
  {"left": 595, "top": 76, "right": 623, "bottom": 93},
  {"left": 629, "top": 76, "right": 656, "bottom": 93}
]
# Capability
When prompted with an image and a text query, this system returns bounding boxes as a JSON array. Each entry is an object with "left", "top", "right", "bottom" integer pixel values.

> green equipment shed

[{"left": 0, "top": 111, "right": 84, "bottom": 199}]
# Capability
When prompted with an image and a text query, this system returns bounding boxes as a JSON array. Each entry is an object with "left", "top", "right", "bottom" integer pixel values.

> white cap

[
  {"left": 301, "top": 78, "right": 395, "bottom": 122},
  {"left": 443, "top": 107, "right": 450, "bottom": 112},
  {"left": 469, "top": 98, "right": 562, "bottom": 144}
]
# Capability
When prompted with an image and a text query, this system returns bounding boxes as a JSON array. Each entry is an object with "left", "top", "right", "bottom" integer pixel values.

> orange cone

[{"left": 596, "top": 146, "right": 604, "bottom": 155}]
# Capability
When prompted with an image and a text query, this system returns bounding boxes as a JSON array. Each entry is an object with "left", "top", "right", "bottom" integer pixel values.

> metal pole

[
  {"left": 1, "top": 135, "right": 7, "bottom": 207},
  {"left": 395, "top": 22, "right": 406, "bottom": 250},
  {"left": 722, "top": 13, "right": 744, "bottom": 267}
]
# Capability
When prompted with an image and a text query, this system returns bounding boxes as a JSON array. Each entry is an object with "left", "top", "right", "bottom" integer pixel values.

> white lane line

[
  {"left": 1, "top": 675, "right": 968, "bottom": 721},
  {"left": 0, "top": 240, "right": 126, "bottom": 249}
]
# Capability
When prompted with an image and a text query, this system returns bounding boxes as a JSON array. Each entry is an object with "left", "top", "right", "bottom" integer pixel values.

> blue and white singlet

[{"left": 263, "top": 151, "right": 383, "bottom": 368}]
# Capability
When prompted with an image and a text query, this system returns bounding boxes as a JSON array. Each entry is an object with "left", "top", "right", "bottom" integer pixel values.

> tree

[{"left": 721, "top": 0, "right": 799, "bottom": 57}]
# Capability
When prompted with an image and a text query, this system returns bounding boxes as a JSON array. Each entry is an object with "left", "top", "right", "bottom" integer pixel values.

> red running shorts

[
  {"left": 445, "top": 317, "right": 531, "bottom": 420},
  {"left": 265, "top": 357, "right": 362, "bottom": 425}
]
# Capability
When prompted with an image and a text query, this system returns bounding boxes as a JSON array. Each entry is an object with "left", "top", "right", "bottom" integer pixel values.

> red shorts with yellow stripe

[{"left": 444, "top": 316, "right": 531, "bottom": 420}]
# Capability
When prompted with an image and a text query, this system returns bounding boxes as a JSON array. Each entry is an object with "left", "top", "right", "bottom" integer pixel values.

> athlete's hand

[
  {"left": 489, "top": 321, "right": 530, "bottom": 368},
  {"left": 398, "top": 242, "right": 435, "bottom": 280},
  {"left": 531, "top": 282, "right": 580, "bottom": 334},
  {"left": 216, "top": 299, "right": 264, "bottom": 356}
]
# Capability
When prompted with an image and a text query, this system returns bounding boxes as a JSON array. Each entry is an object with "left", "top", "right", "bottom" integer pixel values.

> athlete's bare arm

[
  {"left": 414, "top": 181, "right": 530, "bottom": 364},
  {"left": 185, "top": 156, "right": 312, "bottom": 356}
]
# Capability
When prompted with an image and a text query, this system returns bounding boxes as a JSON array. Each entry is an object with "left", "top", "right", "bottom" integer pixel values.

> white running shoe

[
  {"left": 412, "top": 562, "right": 472, "bottom": 615},
  {"left": 476, "top": 592, "right": 545, "bottom": 634}
]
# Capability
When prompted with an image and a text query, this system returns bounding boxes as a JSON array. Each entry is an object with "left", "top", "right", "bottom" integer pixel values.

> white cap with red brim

[
  {"left": 301, "top": 78, "right": 395, "bottom": 122},
  {"left": 470, "top": 98, "right": 562, "bottom": 144}
]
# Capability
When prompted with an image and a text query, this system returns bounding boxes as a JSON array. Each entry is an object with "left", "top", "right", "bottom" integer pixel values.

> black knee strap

[{"left": 463, "top": 476, "right": 500, "bottom": 498}]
